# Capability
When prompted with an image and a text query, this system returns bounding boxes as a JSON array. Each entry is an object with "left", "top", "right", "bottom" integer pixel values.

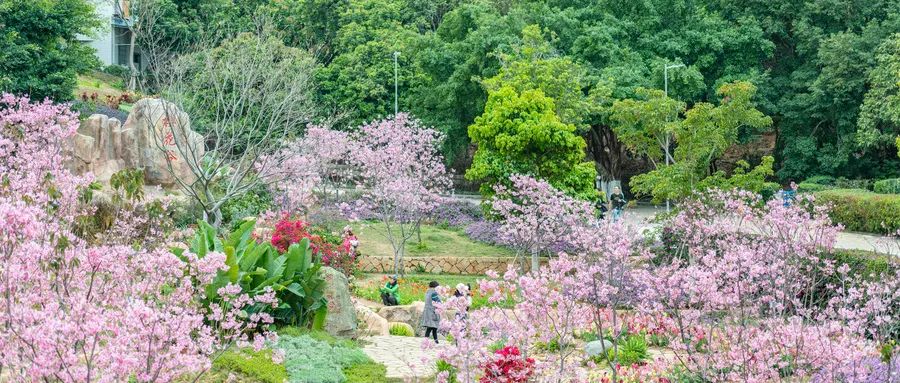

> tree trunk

[
  {"left": 127, "top": 29, "right": 137, "bottom": 91},
  {"left": 530, "top": 248, "right": 539, "bottom": 273},
  {"left": 586, "top": 124, "right": 628, "bottom": 181}
]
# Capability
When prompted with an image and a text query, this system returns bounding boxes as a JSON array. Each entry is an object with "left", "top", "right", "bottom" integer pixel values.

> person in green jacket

[{"left": 380, "top": 276, "right": 399, "bottom": 306}]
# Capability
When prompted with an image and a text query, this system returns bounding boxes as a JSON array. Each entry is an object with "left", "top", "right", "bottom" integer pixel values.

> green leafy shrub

[
  {"left": 834, "top": 177, "right": 873, "bottom": 190},
  {"left": 280, "top": 334, "right": 370, "bottom": 383},
  {"left": 344, "top": 362, "right": 394, "bottom": 383},
  {"left": 605, "top": 335, "right": 648, "bottom": 366},
  {"left": 435, "top": 360, "right": 458, "bottom": 383},
  {"left": 796, "top": 182, "right": 833, "bottom": 193},
  {"left": 814, "top": 189, "right": 900, "bottom": 234},
  {"left": 212, "top": 348, "right": 288, "bottom": 383},
  {"left": 173, "top": 220, "right": 327, "bottom": 326},
  {"left": 222, "top": 184, "right": 273, "bottom": 225},
  {"left": 803, "top": 175, "right": 836, "bottom": 185},
  {"left": 874, "top": 178, "right": 900, "bottom": 194},
  {"left": 760, "top": 181, "right": 781, "bottom": 201},
  {"left": 389, "top": 322, "right": 415, "bottom": 337}
]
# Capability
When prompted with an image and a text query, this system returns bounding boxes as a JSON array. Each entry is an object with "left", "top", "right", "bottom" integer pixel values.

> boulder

[
  {"left": 584, "top": 339, "right": 615, "bottom": 358},
  {"left": 65, "top": 98, "right": 204, "bottom": 187},
  {"left": 321, "top": 267, "right": 357, "bottom": 338},
  {"left": 378, "top": 302, "right": 425, "bottom": 336},
  {"left": 355, "top": 304, "right": 389, "bottom": 336}
]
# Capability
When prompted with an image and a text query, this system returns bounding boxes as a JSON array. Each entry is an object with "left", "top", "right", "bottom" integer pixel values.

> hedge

[
  {"left": 874, "top": 178, "right": 900, "bottom": 194},
  {"left": 797, "top": 182, "right": 833, "bottom": 193},
  {"left": 803, "top": 175, "right": 836, "bottom": 186},
  {"left": 814, "top": 189, "right": 900, "bottom": 234}
]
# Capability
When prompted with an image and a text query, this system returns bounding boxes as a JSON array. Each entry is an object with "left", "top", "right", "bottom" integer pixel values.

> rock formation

[
  {"left": 321, "top": 267, "right": 358, "bottom": 338},
  {"left": 67, "top": 98, "right": 204, "bottom": 187}
]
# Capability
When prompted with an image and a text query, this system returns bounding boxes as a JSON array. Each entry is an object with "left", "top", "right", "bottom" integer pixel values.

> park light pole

[
  {"left": 393, "top": 51, "right": 400, "bottom": 117},
  {"left": 663, "top": 63, "right": 684, "bottom": 213}
]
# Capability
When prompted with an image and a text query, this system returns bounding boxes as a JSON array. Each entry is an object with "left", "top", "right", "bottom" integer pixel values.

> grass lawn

[
  {"left": 350, "top": 221, "right": 514, "bottom": 258},
  {"left": 354, "top": 273, "right": 514, "bottom": 309},
  {"left": 75, "top": 71, "right": 127, "bottom": 99}
]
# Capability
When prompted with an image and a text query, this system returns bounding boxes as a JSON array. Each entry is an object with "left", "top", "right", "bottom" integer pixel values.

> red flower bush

[
  {"left": 270, "top": 218, "right": 356, "bottom": 275},
  {"left": 479, "top": 346, "right": 535, "bottom": 383}
]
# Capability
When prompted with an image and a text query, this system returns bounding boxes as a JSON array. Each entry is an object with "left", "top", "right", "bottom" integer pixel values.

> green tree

[
  {"left": 857, "top": 34, "right": 900, "bottom": 152},
  {"left": 626, "top": 81, "right": 773, "bottom": 202},
  {"left": 0, "top": 0, "right": 100, "bottom": 100},
  {"left": 608, "top": 88, "right": 685, "bottom": 169},
  {"left": 466, "top": 86, "right": 596, "bottom": 200}
]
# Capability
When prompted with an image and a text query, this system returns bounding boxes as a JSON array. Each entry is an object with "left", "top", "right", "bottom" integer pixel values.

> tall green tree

[
  {"left": 0, "top": 0, "right": 100, "bottom": 100},
  {"left": 857, "top": 34, "right": 900, "bottom": 154},
  {"left": 466, "top": 86, "right": 596, "bottom": 200},
  {"left": 623, "top": 81, "right": 773, "bottom": 202}
]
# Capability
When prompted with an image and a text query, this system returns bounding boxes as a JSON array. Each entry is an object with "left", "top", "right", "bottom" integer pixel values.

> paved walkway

[{"left": 361, "top": 335, "right": 441, "bottom": 381}]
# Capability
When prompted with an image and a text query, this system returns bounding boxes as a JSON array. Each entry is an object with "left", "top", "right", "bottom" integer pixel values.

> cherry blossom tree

[
  {"left": 348, "top": 113, "right": 451, "bottom": 274},
  {"left": 270, "top": 125, "right": 351, "bottom": 213},
  {"left": 0, "top": 94, "right": 275, "bottom": 382},
  {"left": 490, "top": 174, "right": 596, "bottom": 271}
]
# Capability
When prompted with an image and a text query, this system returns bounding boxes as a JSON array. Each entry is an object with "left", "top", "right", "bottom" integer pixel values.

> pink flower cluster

[
  {"left": 0, "top": 95, "right": 276, "bottom": 382},
  {"left": 435, "top": 186, "right": 898, "bottom": 382}
]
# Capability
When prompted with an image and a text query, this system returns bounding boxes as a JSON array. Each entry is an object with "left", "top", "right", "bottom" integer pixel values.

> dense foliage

[
  {"left": 814, "top": 189, "right": 900, "bottom": 234},
  {"left": 0, "top": 0, "right": 99, "bottom": 100}
]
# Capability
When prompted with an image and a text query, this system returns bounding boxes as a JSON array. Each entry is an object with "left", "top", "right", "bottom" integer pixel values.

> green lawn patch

[
  {"left": 344, "top": 362, "right": 401, "bottom": 383},
  {"left": 352, "top": 222, "right": 514, "bottom": 258}
]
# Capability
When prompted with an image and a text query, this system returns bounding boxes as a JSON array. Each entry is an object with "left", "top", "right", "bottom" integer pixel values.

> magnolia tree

[
  {"left": 434, "top": 187, "right": 899, "bottom": 383},
  {"left": 347, "top": 113, "right": 452, "bottom": 274},
  {"left": 490, "top": 175, "right": 597, "bottom": 271},
  {"left": 0, "top": 95, "right": 275, "bottom": 382}
]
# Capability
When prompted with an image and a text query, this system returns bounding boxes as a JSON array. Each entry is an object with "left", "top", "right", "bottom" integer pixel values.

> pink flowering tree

[
  {"left": 269, "top": 125, "right": 352, "bottom": 213},
  {"left": 490, "top": 174, "right": 596, "bottom": 271},
  {"left": 0, "top": 95, "right": 276, "bottom": 382},
  {"left": 347, "top": 113, "right": 451, "bottom": 274}
]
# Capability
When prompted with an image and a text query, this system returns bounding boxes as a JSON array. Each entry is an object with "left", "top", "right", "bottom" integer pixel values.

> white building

[{"left": 77, "top": 0, "right": 143, "bottom": 69}]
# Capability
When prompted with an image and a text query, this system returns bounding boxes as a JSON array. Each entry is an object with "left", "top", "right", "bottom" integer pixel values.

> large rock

[
  {"left": 378, "top": 302, "right": 425, "bottom": 336},
  {"left": 321, "top": 267, "right": 357, "bottom": 338},
  {"left": 585, "top": 339, "right": 614, "bottom": 358},
  {"left": 65, "top": 98, "right": 204, "bottom": 187},
  {"left": 355, "top": 304, "right": 389, "bottom": 336}
]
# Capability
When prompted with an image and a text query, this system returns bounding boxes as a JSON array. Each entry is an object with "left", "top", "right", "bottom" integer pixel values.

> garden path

[{"left": 362, "top": 335, "right": 442, "bottom": 381}]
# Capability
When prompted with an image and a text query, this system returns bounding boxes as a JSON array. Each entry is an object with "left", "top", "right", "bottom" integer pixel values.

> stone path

[{"left": 361, "top": 335, "right": 441, "bottom": 381}]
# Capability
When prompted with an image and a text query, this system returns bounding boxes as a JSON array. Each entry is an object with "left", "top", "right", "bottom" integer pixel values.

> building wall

[{"left": 77, "top": 1, "right": 116, "bottom": 66}]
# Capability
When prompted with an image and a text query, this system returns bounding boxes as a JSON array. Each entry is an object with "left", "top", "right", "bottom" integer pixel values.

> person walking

[
  {"left": 594, "top": 193, "right": 608, "bottom": 221},
  {"left": 610, "top": 186, "right": 627, "bottom": 222},
  {"left": 453, "top": 283, "right": 472, "bottom": 320},
  {"left": 422, "top": 281, "right": 441, "bottom": 343},
  {"left": 781, "top": 179, "right": 797, "bottom": 207},
  {"left": 380, "top": 276, "right": 399, "bottom": 306}
]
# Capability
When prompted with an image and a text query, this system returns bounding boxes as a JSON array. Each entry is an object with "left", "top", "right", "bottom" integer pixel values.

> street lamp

[
  {"left": 663, "top": 63, "right": 684, "bottom": 213},
  {"left": 393, "top": 51, "right": 400, "bottom": 117}
]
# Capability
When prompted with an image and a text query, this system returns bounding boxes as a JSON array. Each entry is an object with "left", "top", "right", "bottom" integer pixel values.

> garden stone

[
  {"left": 378, "top": 302, "right": 425, "bottom": 336},
  {"left": 584, "top": 340, "right": 614, "bottom": 357},
  {"left": 65, "top": 98, "right": 204, "bottom": 187},
  {"left": 355, "top": 304, "right": 389, "bottom": 336},
  {"left": 321, "top": 267, "right": 357, "bottom": 338}
]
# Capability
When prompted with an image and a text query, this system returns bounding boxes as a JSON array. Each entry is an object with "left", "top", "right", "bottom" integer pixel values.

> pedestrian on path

[
  {"left": 594, "top": 193, "right": 608, "bottom": 220},
  {"left": 781, "top": 179, "right": 797, "bottom": 207},
  {"left": 610, "top": 186, "right": 627, "bottom": 222},
  {"left": 380, "top": 276, "right": 399, "bottom": 306},
  {"left": 422, "top": 281, "right": 441, "bottom": 343}
]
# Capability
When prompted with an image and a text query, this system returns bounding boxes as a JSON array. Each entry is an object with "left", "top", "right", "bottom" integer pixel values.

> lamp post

[
  {"left": 663, "top": 63, "right": 684, "bottom": 213},
  {"left": 393, "top": 51, "right": 400, "bottom": 117}
]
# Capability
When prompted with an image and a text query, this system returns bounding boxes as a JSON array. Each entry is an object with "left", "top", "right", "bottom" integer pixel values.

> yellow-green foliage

[
  {"left": 389, "top": 322, "right": 415, "bottom": 337},
  {"left": 212, "top": 348, "right": 288, "bottom": 383},
  {"left": 344, "top": 362, "right": 397, "bottom": 383}
]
